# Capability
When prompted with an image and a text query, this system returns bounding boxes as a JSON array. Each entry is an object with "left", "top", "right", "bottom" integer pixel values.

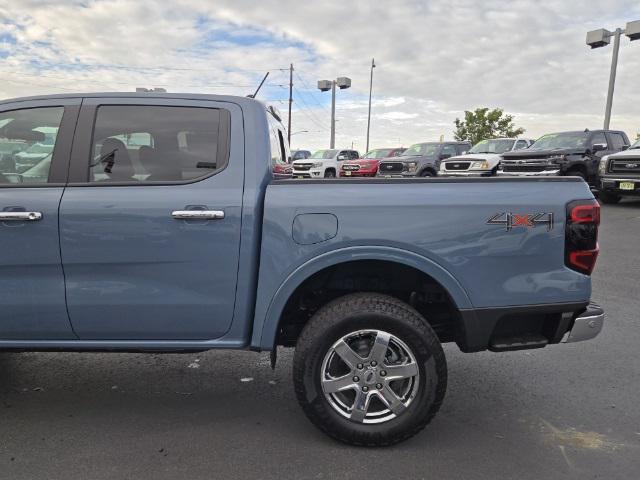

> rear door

[
  {"left": 60, "top": 97, "right": 244, "bottom": 340},
  {"left": 0, "top": 98, "right": 79, "bottom": 339}
]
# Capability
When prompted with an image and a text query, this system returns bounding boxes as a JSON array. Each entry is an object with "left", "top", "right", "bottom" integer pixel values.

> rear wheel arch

[{"left": 253, "top": 247, "right": 473, "bottom": 351}]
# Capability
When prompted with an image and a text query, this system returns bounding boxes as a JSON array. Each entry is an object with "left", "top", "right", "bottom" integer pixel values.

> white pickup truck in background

[
  {"left": 292, "top": 148, "right": 359, "bottom": 178},
  {"left": 439, "top": 138, "right": 534, "bottom": 176}
]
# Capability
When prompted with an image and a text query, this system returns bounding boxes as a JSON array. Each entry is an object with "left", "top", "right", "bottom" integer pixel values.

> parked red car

[{"left": 340, "top": 147, "right": 405, "bottom": 177}]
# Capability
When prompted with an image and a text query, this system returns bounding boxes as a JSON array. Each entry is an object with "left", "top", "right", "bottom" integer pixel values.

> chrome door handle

[
  {"left": 171, "top": 210, "right": 225, "bottom": 220},
  {"left": 0, "top": 211, "right": 43, "bottom": 221}
]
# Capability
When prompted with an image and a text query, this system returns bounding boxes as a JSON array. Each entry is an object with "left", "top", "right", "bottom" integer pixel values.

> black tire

[
  {"left": 324, "top": 169, "right": 336, "bottom": 178},
  {"left": 293, "top": 293, "right": 447, "bottom": 446},
  {"left": 599, "top": 191, "right": 621, "bottom": 204},
  {"left": 419, "top": 169, "right": 435, "bottom": 177},
  {"left": 566, "top": 169, "right": 586, "bottom": 181}
]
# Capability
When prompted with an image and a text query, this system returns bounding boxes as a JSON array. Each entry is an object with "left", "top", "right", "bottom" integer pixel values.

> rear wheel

[
  {"left": 599, "top": 191, "right": 621, "bottom": 204},
  {"left": 293, "top": 293, "right": 447, "bottom": 446}
]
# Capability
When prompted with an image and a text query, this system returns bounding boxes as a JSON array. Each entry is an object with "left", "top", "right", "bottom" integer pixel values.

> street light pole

[
  {"left": 318, "top": 77, "right": 351, "bottom": 149},
  {"left": 330, "top": 80, "right": 336, "bottom": 149},
  {"left": 365, "top": 58, "right": 375, "bottom": 153},
  {"left": 603, "top": 29, "right": 621, "bottom": 130},
  {"left": 586, "top": 21, "right": 640, "bottom": 129}
]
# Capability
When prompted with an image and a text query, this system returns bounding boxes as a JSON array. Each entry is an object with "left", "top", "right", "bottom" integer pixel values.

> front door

[
  {"left": 59, "top": 98, "right": 244, "bottom": 340},
  {"left": 0, "top": 99, "right": 79, "bottom": 339}
]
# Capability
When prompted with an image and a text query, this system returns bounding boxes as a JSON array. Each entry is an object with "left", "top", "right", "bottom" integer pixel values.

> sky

[{"left": 0, "top": 0, "right": 639, "bottom": 152}]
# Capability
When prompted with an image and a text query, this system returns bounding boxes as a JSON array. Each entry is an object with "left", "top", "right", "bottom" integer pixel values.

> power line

[
  {"left": 294, "top": 71, "right": 332, "bottom": 115},
  {"left": 292, "top": 86, "right": 331, "bottom": 131}
]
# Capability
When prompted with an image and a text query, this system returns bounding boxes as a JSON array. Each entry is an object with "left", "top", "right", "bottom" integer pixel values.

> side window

[
  {"left": 0, "top": 107, "right": 64, "bottom": 184},
  {"left": 608, "top": 133, "right": 626, "bottom": 151},
  {"left": 456, "top": 144, "right": 468, "bottom": 155},
  {"left": 441, "top": 144, "right": 457, "bottom": 157},
  {"left": 338, "top": 151, "right": 349, "bottom": 160},
  {"left": 350, "top": 151, "right": 359, "bottom": 159},
  {"left": 89, "top": 105, "right": 227, "bottom": 183},
  {"left": 268, "top": 114, "right": 288, "bottom": 167},
  {"left": 590, "top": 132, "right": 607, "bottom": 148},
  {"left": 515, "top": 140, "right": 528, "bottom": 150}
]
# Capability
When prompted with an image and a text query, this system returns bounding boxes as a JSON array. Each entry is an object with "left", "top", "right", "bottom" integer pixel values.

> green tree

[{"left": 454, "top": 108, "right": 525, "bottom": 146}]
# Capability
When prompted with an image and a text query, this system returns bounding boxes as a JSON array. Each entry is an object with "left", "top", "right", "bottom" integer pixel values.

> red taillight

[
  {"left": 565, "top": 200, "right": 600, "bottom": 275},
  {"left": 570, "top": 203, "right": 600, "bottom": 224}
]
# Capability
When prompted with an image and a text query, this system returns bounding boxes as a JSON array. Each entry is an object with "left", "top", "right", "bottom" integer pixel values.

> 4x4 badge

[{"left": 487, "top": 212, "right": 554, "bottom": 231}]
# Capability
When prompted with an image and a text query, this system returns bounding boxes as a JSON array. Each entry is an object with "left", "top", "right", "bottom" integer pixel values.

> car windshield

[
  {"left": 629, "top": 139, "right": 640, "bottom": 150},
  {"left": 364, "top": 148, "right": 393, "bottom": 159},
  {"left": 529, "top": 133, "right": 588, "bottom": 151},
  {"left": 469, "top": 139, "right": 515, "bottom": 154},
  {"left": 310, "top": 149, "right": 338, "bottom": 159},
  {"left": 400, "top": 143, "right": 439, "bottom": 157}
]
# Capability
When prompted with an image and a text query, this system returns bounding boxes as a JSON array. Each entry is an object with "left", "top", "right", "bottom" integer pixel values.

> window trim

[
  {"left": 0, "top": 101, "right": 80, "bottom": 188},
  {"left": 67, "top": 102, "right": 231, "bottom": 187}
]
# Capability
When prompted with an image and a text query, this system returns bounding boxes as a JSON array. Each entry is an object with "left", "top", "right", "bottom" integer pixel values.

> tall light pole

[
  {"left": 365, "top": 58, "right": 376, "bottom": 153},
  {"left": 586, "top": 20, "right": 640, "bottom": 129},
  {"left": 318, "top": 77, "right": 351, "bottom": 148}
]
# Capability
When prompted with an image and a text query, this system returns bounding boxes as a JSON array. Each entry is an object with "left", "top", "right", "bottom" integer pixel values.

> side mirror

[
  {"left": 460, "top": 151, "right": 468, "bottom": 155},
  {"left": 591, "top": 143, "right": 607, "bottom": 152},
  {"left": 622, "top": 145, "right": 629, "bottom": 151},
  {"left": 337, "top": 154, "right": 347, "bottom": 160}
]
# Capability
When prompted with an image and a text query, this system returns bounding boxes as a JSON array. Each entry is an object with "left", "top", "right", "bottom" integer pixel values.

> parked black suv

[
  {"left": 598, "top": 138, "right": 640, "bottom": 203},
  {"left": 499, "top": 129, "right": 629, "bottom": 186},
  {"left": 377, "top": 141, "right": 471, "bottom": 177}
]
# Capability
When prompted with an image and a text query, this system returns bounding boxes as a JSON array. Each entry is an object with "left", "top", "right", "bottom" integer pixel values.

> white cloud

[{"left": 1, "top": 0, "right": 639, "bottom": 152}]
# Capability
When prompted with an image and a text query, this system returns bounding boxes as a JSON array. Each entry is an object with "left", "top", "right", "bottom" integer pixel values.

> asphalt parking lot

[{"left": 1, "top": 199, "right": 639, "bottom": 480}]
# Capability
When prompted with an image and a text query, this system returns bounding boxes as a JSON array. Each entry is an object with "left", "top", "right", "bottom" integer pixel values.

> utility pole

[
  {"left": 365, "top": 58, "right": 375, "bottom": 153},
  {"left": 288, "top": 64, "right": 293, "bottom": 145}
]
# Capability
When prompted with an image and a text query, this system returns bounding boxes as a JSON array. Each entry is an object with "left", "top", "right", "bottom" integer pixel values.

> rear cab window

[{"left": 81, "top": 104, "right": 230, "bottom": 184}]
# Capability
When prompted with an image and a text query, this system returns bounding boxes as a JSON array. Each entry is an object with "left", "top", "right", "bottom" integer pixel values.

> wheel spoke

[
  {"left": 333, "top": 339, "right": 365, "bottom": 369},
  {"left": 350, "top": 390, "right": 371, "bottom": 423},
  {"left": 378, "top": 385, "right": 407, "bottom": 416},
  {"left": 322, "top": 374, "right": 356, "bottom": 394},
  {"left": 367, "top": 331, "right": 391, "bottom": 364},
  {"left": 384, "top": 361, "right": 419, "bottom": 380}
]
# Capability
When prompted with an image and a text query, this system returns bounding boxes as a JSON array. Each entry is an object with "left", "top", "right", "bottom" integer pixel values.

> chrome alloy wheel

[{"left": 320, "top": 329, "right": 420, "bottom": 424}]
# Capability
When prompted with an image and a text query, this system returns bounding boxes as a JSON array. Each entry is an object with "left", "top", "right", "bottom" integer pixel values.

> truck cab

[
  {"left": 499, "top": 129, "right": 629, "bottom": 185},
  {"left": 378, "top": 141, "right": 471, "bottom": 177},
  {"left": 292, "top": 148, "right": 359, "bottom": 178},
  {"left": 440, "top": 138, "right": 533, "bottom": 176},
  {"left": 598, "top": 138, "right": 640, "bottom": 203}
]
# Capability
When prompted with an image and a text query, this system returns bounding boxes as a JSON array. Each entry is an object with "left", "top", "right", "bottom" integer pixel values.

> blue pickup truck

[{"left": 0, "top": 93, "right": 604, "bottom": 446}]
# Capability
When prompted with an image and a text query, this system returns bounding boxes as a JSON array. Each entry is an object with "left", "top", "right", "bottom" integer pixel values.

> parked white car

[
  {"left": 439, "top": 138, "right": 534, "bottom": 176},
  {"left": 292, "top": 148, "right": 359, "bottom": 178}
]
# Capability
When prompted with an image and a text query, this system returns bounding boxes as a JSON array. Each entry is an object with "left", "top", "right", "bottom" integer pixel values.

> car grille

[
  {"left": 378, "top": 162, "right": 404, "bottom": 173},
  {"left": 293, "top": 163, "right": 313, "bottom": 171},
  {"left": 610, "top": 159, "right": 640, "bottom": 174},
  {"left": 502, "top": 164, "right": 548, "bottom": 173},
  {"left": 342, "top": 164, "right": 360, "bottom": 171},
  {"left": 444, "top": 161, "right": 471, "bottom": 171}
]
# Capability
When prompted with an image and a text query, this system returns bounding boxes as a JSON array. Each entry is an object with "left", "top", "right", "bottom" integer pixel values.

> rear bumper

[
  {"left": 562, "top": 303, "right": 604, "bottom": 343},
  {"left": 457, "top": 301, "right": 603, "bottom": 353}
]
